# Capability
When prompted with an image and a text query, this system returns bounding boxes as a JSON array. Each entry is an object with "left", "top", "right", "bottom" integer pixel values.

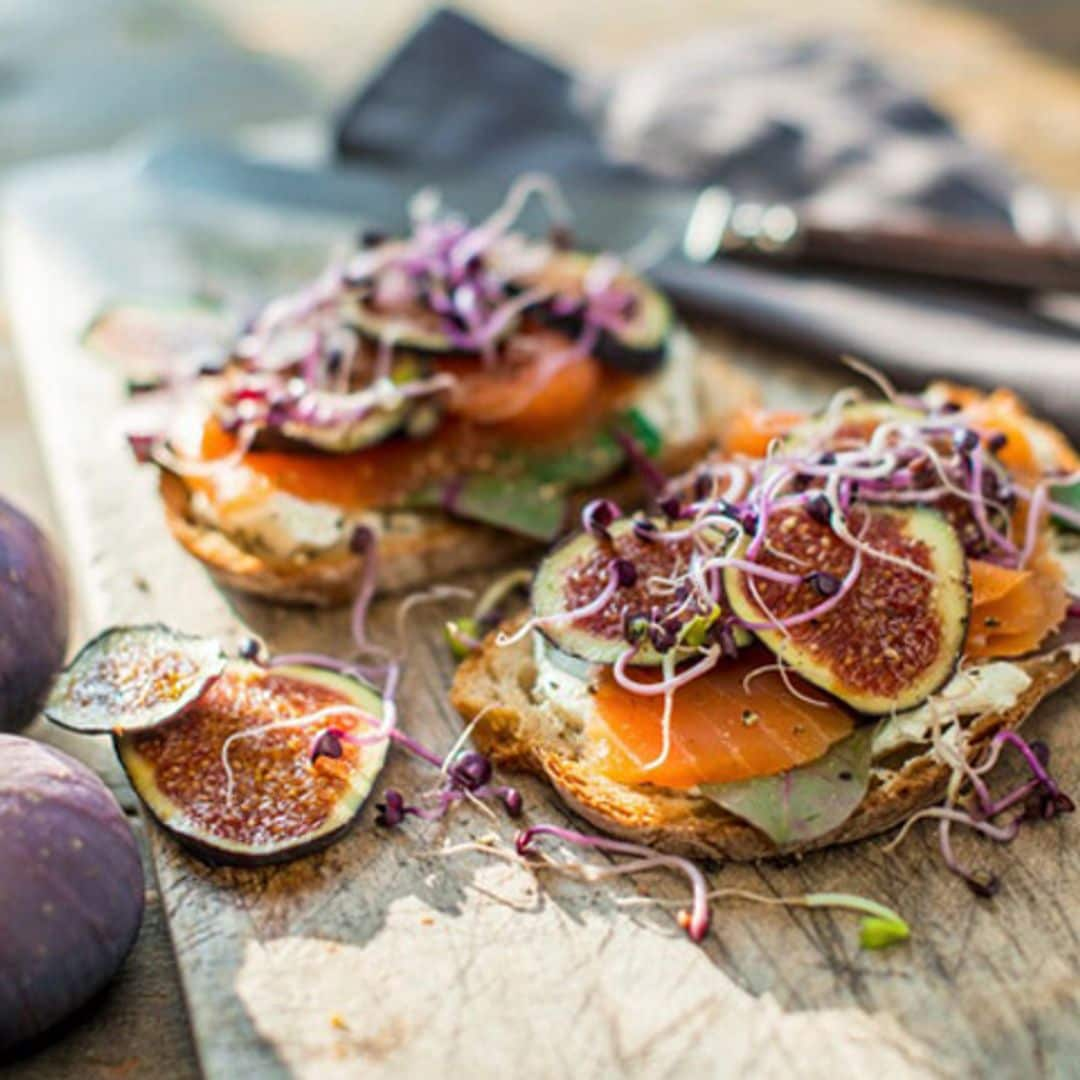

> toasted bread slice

[
  {"left": 160, "top": 469, "right": 538, "bottom": 606},
  {"left": 160, "top": 349, "right": 757, "bottom": 606},
  {"left": 451, "top": 619, "right": 1080, "bottom": 860}
]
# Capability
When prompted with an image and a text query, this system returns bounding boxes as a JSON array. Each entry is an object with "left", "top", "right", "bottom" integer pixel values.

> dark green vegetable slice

[
  {"left": 1051, "top": 481, "right": 1080, "bottom": 532},
  {"left": 45, "top": 625, "right": 226, "bottom": 735},
  {"left": 700, "top": 726, "right": 874, "bottom": 849},
  {"left": 517, "top": 252, "right": 673, "bottom": 374},
  {"left": 405, "top": 421, "right": 646, "bottom": 541},
  {"left": 408, "top": 474, "right": 569, "bottom": 541}
]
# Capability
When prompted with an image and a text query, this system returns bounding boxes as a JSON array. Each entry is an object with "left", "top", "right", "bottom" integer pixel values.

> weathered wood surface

[
  {"left": 2, "top": 2, "right": 1077, "bottom": 1077},
  {"left": 6, "top": 148, "right": 1080, "bottom": 1080},
  {"left": 0, "top": 247, "right": 198, "bottom": 1080}
]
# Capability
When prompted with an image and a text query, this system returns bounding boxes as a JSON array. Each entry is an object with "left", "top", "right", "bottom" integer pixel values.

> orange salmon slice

[{"left": 592, "top": 649, "right": 856, "bottom": 789}]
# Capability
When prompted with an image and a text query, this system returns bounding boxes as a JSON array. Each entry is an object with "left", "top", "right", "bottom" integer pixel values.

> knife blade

[{"left": 683, "top": 186, "right": 1080, "bottom": 294}]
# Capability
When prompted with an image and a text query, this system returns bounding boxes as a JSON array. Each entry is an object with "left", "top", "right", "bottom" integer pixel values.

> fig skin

[
  {"left": 0, "top": 498, "right": 69, "bottom": 732},
  {"left": 0, "top": 735, "right": 144, "bottom": 1052}
]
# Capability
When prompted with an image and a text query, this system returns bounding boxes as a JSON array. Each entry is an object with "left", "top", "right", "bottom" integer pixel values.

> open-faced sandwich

[
  {"left": 114, "top": 179, "right": 754, "bottom": 605},
  {"left": 452, "top": 379, "right": 1080, "bottom": 875}
]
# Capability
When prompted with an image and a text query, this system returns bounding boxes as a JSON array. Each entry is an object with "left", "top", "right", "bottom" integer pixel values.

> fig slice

[
  {"left": 81, "top": 300, "right": 233, "bottom": 391},
  {"left": 45, "top": 624, "right": 227, "bottom": 735},
  {"left": 724, "top": 505, "right": 970, "bottom": 715},
  {"left": 532, "top": 518, "right": 747, "bottom": 665},
  {"left": 115, "top": 661, "right": 388, "bottom": 866}
]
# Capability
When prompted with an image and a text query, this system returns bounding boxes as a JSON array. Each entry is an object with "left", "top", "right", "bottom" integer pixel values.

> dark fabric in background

[
  {"left": 334, "top": 9, "right": 1079, "bottom": 434},
  {"left": 336, "top": 9, "right": 1023, "bottom": 226}
]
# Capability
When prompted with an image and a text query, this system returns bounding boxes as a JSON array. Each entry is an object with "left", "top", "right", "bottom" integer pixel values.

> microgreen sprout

[
  {"left": 515, "top": 824, "right": 711, "bottom": 942},
  {"left": 372, "top": 739, "right": 523, "bottom": 828},
  {"left": 444, "top": 617, "right": 482, "bottom": 659},
  {"left": 885, "top": 728, "right": 1074, "bottom": 895},
  {"left": 441, "top": 568, "right": 533, "bottom": 659},
  {"left": 463, "top": 826, "right": 908, "bottom": 950},
  {"left": 618, "top": 887, "right": 910, "bottom": 950}
]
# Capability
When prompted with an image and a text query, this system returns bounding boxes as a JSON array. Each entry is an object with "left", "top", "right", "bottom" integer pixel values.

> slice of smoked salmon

[
  {"left": 722, "top": 408, "right": 806, "bottom": 458},
  {"left": 194, "top": 417, "right": 493, "bottom": 511},
  {"left": 966, "top": 549, "right": 1067, "bottom": 660},
  {"left": 935, "top": 383, "right": 1080, "bottom": 478},
  {"left": 591, "top": 649, "right": 855, "bottom": 790},
  {"left": 187, "top": 331, "right": 637, "bottom": 514}
]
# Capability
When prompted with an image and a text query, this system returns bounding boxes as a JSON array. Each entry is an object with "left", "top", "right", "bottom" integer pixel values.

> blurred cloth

[{"left": 335, "top": 9, "right": 1079, "bottom": 433}]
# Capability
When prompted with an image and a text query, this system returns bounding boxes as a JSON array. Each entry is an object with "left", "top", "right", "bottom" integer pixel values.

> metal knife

[{"left": 683, "top": 187, "right": 1080, "bottom": 294}]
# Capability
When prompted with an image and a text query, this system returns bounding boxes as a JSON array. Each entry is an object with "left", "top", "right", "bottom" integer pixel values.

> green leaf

[
  {"left": 407, "top": 474, "right": 568, "bottom": 541},
  {"left": 1051, "top": 481, "right": 1080, "bottom": 532},
  {"left": 700, "top": 727, "right": 874, "bottom": 848},
  {"left": 618, "top": 407, "right": 663, "bottom": 458},
  {"left": 519, "top": 432, "right": 626, "bottom": 487},
  {"left": 406, "top": 419, "right": 649, "bottom": 539}
]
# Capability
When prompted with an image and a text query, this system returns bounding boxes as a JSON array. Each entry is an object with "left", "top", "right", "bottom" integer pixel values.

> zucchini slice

[{"left": 515, "top": 252, "right": 673, "bottom": 374}]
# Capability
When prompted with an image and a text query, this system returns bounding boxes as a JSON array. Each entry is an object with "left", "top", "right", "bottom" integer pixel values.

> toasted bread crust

[
  {"left": 160, "top": 470, "right": 538, "bottom": 606},
  {"left": 159, "top": 351, "right": 757, "bottom": 606},
  {"left": 451, "top": 621, "right": 1079, "bottom": 860}
]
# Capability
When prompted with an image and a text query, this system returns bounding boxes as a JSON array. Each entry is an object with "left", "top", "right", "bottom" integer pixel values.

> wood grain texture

[
  {"left": 3, "top": 2, "right": 1077, "bottom": 1076},
  {"left": 7, "top": 192, "right": 1080, "bottom": 1080}
]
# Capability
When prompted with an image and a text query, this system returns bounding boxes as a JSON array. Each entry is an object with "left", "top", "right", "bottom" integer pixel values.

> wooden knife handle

[{"left": 683, "top": 186, "right": 1080, "bottom": 294}]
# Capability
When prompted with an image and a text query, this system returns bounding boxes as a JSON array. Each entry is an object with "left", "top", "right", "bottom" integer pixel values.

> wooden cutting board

[{"left": 6, "top": 157, "right": 1080, "bottom": 1080}]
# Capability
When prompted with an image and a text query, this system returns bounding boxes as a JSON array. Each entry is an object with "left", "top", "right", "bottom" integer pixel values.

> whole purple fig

[
  {"left": 0, "top": 498, "right": 69, "bottom": 732},
  {"left": 0, "top": 735, "right": 144, "bottom": 1050}
]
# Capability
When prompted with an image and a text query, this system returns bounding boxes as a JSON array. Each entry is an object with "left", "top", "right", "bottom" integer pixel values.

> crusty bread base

[
  {"left": 159, "top": 351, "right": 758, "bottom": 607},
  {"left": 160, "top": 470, "right": 540, "bottom": 606},
  {"left": 451, "top": 618, "right": 1080, "bottom": 860}
]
